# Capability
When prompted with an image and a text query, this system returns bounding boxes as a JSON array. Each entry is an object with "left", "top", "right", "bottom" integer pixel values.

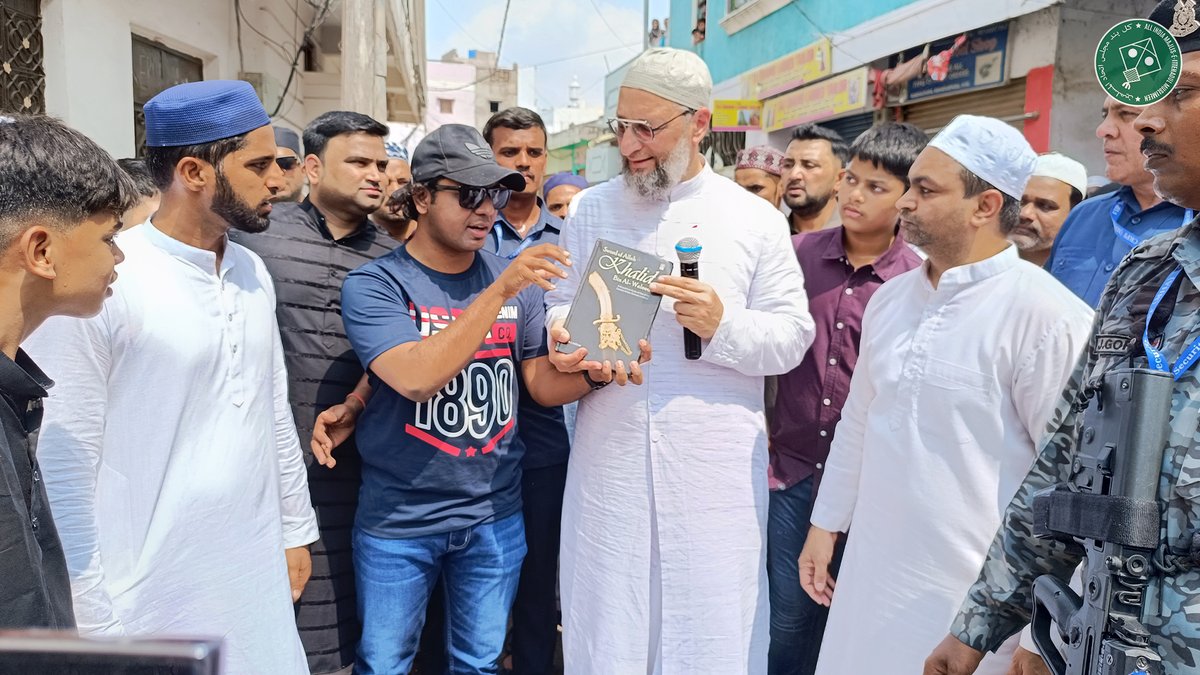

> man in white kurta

[
  {"left": 799, "top": 116, "right": 1093, "bottom": 675},
  {"left": 24, "top": 81, "right": 318, "bottom": 675},
  {"left": 544, "top": 49, "right": 815, "bottom": 674}
]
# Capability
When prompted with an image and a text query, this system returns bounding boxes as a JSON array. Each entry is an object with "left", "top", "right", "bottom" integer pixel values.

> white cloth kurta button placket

[
  {"left": 25, "top": 224, "right": 318, "bottom": 675},
  {"left": 544, "top": 165, "right": 815, "bottom": 674},
  {"left": 808, "top": 247, "right": 1092, "bottom": 675}
]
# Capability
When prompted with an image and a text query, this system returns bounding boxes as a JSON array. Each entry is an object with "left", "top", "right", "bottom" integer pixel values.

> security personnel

[{"left": 924, "top": 2, "right": 1200, "bottom": 673}]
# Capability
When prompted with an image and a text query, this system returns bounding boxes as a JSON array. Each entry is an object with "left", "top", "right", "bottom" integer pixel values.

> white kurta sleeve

[
  {"left": 26, "top": 314, "right": 126, "bottom": 636},
  {"left": 270, "top": 312, "right": 319, "bottom": 549},
  {"left": 545, "top": 205, "right": 584, "bottom": 330},
  {"left": 700, "top": 224, "right": 814, "bottom": 376},
  {"left": 808, "top": 299, "right": 878, "bottom": 533},
  {"left": 1011, "top": 311, "right": 1093, "bottom": 449}
]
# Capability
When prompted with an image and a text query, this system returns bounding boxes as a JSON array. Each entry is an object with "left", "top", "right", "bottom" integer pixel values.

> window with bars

[
  {"left": 0, "top": 0, "right": 45, "bottom": 114},
  {"left": 132, "top": 35, "right": 202, "bottom": 155}
]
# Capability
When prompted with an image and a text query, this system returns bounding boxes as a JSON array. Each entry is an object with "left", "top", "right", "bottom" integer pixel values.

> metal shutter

[
  {"left": 822, "top": 112, "right": 875, "bottom": 144},
  {"left": 899, "top": 77, "right": 1028, "bottom": 135}
]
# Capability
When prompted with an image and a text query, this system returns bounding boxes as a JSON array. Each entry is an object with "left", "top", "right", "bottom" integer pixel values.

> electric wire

[
  {"left": 496, "top": 0, "right": 513, "bottom": 63},
  {"left": 270, "top": 0, "right": 334, "bottom": 117},
  {"left": 432, "top": 0, "right": 492, "bottom": 50},
  {"left": 234, "top": 0, "right": 246, "bottom": 71},
  {"left": 587, "top": 0, "right": 632, "bottom": 50},
  {"left": 234, "top": 0, "right": 295, "bottom": 62},
  {"left": 788, "top": 0, "right": 867, "bottom": 64},
  {"left": 528, "top": 42, "right": 640, "bottom": 68}
]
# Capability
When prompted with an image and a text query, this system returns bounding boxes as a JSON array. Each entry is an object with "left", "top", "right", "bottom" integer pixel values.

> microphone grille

[{"left": 675, "top": 237, "right": 702, "bottom": 263}]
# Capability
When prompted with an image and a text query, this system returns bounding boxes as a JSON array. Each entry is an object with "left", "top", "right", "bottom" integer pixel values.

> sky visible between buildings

[{"left": 426, "top": 0, "right": 671, "bottom": 110}]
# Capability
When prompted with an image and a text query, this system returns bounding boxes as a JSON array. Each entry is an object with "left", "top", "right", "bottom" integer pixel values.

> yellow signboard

[
  {"left": 743, "top": 38, "right": 833, "bottom": 100},
  {"left": 762, "top": 67, "right": 870, "bottom": 133},
  {"left": 711, "top": 100, "right": 763, "bottom": 131}
]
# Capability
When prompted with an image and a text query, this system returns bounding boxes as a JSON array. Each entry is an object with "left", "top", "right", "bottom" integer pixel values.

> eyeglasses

[
  {"left": 275, "top": 156, "right": 299, "bottom": 171},
  {"left": 607, "top": 109, "right": 695, "bottom": 143},
  {"left": 429, "top": 184, "right": 512, "bottom": 210}
]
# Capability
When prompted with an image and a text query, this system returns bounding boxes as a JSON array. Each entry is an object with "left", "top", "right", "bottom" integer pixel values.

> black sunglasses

[
  {"left": 429, "top": 184, "right": 512, "bottom": 210},
  {"left": 275, "top": 156, "right": 299, "bottom": 171}
]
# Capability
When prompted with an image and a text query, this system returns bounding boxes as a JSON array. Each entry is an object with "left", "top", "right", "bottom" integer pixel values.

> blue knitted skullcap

[{"left": 144, "top": 80, "right": 271, "bottom": 148}]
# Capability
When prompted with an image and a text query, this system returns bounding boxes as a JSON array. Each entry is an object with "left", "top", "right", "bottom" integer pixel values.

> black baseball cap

[
  {"left": 411, "top": 124, "right": 526, "bottom": 191},
  {"left": 273, "top": 126, "right": 301, "bottom": 155}
]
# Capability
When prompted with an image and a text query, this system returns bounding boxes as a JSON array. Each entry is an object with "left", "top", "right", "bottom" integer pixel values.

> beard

[
  {"left": 783, "top": 183, "right": 834, "bottom": 218},
  {"left": 1008, "top": 222, "right": 1045, "bottom": 251},
  {"left": 213, "top": 172, "right": 270, "bottom": 234},
  {"left": 899, "top": 212, "right": 934, "bottom": 249},
  {"left": 622, "top": 132, "right": 693, "bottom": 201},
  {"left": 372, "top": 207, "right": 405, "bottom": 225}
]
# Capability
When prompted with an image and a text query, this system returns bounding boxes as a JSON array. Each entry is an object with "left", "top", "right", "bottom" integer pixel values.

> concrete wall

[
  {"left": 425, "top": 60, "right": 477, "bottom": 131},
  {"left": 603, "top": 56, "right": 638, "bottom": 119},
  {"left": 1049, "top": 0, "right": 1160, "bottom": 176},
  {"left": 659, "top": 0, "right": 1139, "bottom": 176},
  {"left": 474, "top": 66, "right": 518, "bottom": 129},
  {"left": 668, "top": 0, "right": 912, "bottom": 84},
  {"left": 41, "top": 0, "right": 317, "bottom": 158}
]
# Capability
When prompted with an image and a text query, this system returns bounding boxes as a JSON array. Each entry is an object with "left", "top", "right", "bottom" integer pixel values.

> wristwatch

[{"left": 582, "top": 371, "right": 610, "bottom": 390}]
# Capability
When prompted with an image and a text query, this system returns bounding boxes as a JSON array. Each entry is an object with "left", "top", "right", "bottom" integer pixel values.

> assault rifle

[{"left": 1030, "top": 367, "right": 1174, "bottom": 675}]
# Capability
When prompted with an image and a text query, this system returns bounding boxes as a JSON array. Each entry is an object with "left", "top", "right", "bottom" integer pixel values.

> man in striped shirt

[{"left": 231, "top": 110, "right": 394, "bottom": 675}]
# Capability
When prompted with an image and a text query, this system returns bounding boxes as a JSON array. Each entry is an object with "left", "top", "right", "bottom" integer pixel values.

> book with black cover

[{"left": 555, "top": 238, "right": 673, "bottom": 361}]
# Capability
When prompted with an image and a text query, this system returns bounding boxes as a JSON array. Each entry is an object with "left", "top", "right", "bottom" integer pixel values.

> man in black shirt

[
  {"left": 0, "top": 114, "right": 136, "bottom": 629},
  {"left": 231, "top": 110, "right": 393, "bottom": 675}
]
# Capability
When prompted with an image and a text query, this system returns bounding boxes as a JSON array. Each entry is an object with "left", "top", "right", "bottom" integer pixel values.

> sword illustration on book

[{"left": 587, "top": 271, "right": 633, "bottom": 356}]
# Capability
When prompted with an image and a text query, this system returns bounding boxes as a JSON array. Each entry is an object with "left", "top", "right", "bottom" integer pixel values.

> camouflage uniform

[{"left": 951, "top": 220, "right": 1200, "bottom": 672}]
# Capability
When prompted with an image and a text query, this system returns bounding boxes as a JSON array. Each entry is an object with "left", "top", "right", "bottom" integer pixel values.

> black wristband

[{"left": 582, "top": 370, "right": 610, "bottom": 390}]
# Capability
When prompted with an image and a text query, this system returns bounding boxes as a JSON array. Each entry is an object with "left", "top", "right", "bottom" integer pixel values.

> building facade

[
  {"left": 653, "top": 0, "right": 1160, "bottom": 177},
  {"left": 425, "top": 49, "right": 519, "bottom": 132},
  {"left": 5, "top": 0, "right": 425, "bottom": 158}
]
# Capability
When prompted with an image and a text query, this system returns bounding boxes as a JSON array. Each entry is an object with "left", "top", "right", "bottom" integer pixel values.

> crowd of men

[{"left": 3, "top": 2, "right": 1200, "bottom": 674}]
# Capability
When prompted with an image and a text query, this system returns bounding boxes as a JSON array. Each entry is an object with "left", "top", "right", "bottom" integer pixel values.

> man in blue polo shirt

[
  {"left": 336, "top": 124, "right": 640, "bottom": 675},
  {"left": 1046, "top": 95, "right": 1190, "bottom": 306},
  {"left": 482, "top": 106, "right": 573, "bottom": 675}
]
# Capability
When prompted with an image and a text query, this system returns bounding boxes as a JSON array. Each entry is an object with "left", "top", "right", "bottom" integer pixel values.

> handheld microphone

[{"left": 675, "top": 237, "right": 703, "bottom": 360}]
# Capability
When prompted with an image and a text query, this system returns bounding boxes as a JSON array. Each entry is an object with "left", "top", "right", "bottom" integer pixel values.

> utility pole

[
  {"left": 341, "top": 0, "right": 382, "bottom": 117},
  {"left": 643, "top": 0, "right": 650, "bottom": 50}
]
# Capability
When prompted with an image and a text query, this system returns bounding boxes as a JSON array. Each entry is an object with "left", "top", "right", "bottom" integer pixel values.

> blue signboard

[{"left": 906, "top": 23, "right": 1010, "bottom": 102}]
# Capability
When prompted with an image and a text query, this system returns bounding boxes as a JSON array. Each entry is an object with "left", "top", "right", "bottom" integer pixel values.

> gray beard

[{"left": 622, "top": 134, "right": 693, "bottom": 201}]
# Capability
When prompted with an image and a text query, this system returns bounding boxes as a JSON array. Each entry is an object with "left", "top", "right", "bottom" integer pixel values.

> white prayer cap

[
  {"left": 928, "top": 115, "right": 1036, "bottom": 199},
  {"left": 621, "top": 48, "right": 713, "bottom": 111},
  {"left": 1031, "top": 152, "right": 1089, "bottom": 197}
]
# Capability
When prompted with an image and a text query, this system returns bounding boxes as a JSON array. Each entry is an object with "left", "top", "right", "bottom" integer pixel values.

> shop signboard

[
  {"left": 762, "top": 67, "right": 869, "bottom": 133},
  {"left": 743, "top": 38, "right": 833, "bottom": 100},
  {"left": 712, "top": 99, "right": 764, "bottom": 131},
  {"left": 906, "top": 23, "right": 1010, "bottom": 102}
]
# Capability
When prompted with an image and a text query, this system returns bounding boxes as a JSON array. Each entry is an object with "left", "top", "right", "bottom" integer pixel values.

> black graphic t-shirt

[{"left": 342, "top": 246, "right": 547, "bottom": 537}]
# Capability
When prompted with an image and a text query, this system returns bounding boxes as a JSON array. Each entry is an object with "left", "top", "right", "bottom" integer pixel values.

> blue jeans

[
  {"left": 766, "top": 476, "right": 845, "bottom": 675},
  {"left": 353, "top": 512, "right": 527, "bottom": 675}
]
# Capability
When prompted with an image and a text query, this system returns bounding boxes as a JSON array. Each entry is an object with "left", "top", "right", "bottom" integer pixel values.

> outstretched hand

[
  {"left": 496, "top": 243, "right": 571, "bottom": 298},
  {"left": 547, "top": 322, "right": 652, "bottom": 386},
  {"left": 311, "top": 399, "right": 362, "bottom": 468}
]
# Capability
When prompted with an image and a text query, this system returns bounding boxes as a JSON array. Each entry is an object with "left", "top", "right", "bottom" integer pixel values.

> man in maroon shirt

[{"left": 766, "top": 123, "right": 928, "bottom": 675}]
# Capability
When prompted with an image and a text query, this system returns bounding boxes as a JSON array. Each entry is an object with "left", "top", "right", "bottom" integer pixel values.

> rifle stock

[{"left": 1030, "top": 368, "right": 1174, "bottom": 675}]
